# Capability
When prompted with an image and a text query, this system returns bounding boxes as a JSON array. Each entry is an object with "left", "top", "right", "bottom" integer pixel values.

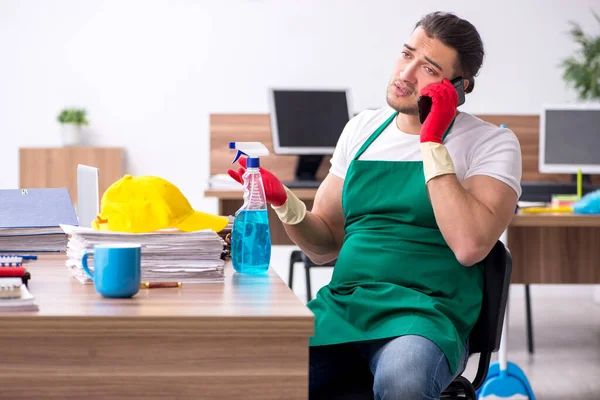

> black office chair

[
  {"left": 288, "top": 250, "right": 335, "bottom": 303},
  {"left": 441, "top": 240, "right": 512, "bottom": 399},
  {"left": 308, "top": 241, "right": 512, "bottom": 400}
]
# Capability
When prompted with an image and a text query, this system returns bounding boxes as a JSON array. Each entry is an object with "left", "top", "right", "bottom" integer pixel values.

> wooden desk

[
  {"left": 0, "top": 256, "right": 313, "bottom": 400},
  {"left": 508, "top": 213, "right": 600, "bottom": 284}
]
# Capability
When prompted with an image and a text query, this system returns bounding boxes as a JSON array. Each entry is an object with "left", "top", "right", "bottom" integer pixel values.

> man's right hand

[
  {"left": 227, "top": 157, "right": 288, "bottom": 207},
  {"left": 227, "top": 157, "right": 307, "bottom": 226}
]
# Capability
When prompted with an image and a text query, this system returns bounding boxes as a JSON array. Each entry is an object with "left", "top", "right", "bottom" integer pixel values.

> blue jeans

[{"left": 309, "top": 335, "right": 469, "bottom": 400}]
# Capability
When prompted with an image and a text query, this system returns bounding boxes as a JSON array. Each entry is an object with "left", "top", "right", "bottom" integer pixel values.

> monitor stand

[
  {"left": 572, "top": 173, "right": 592, "bottom": 185},
  {"left": 283, "top": 155, "right": 324, "bottom": 188}
]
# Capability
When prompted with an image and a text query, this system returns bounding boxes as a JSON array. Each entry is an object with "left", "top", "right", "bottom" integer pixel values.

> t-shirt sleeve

[
  {"left": 329, "top": 115, "right": 363, "bottom": 180},
  {"left": 464, "top": 127, "right": 523, "bottom": 198}
]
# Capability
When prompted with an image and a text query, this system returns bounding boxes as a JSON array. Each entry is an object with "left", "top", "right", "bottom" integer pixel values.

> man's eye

[
  {"left": 401, "top": 51, "right": 411, "bottom": 59},
  {"left": 424, "top": 66, "right": 436, "bottom": 75}
]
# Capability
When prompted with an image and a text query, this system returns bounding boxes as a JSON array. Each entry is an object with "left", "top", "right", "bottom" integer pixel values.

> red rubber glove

[
  {"left": 420, "top": 78, "right": 458, "bottom": 144},
  {"left": 227, "top": 157, "right": 288, "bottom": 207}
]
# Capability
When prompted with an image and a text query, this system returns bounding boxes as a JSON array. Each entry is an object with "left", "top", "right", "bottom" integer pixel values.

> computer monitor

[
  {"left": 268, "top": 88, "right": 352, "bottom": 182},
  {"left": 539, "top": 105, "right": 600, "bottom": 175}
]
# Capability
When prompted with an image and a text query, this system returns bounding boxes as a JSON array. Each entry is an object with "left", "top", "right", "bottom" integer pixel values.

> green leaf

[
  {"left": 560, "top": 11, "right": 600, "bottom": 100},
  {"left": 56, "top": 108, "right": 89, "bottom": 125}
]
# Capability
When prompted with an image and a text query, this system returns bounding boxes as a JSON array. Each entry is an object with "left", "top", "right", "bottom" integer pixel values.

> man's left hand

[{"left": 420, "top": 79, "right": 458, "bottom": 144}]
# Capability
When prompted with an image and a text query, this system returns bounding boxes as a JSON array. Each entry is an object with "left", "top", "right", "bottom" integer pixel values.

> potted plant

[
  {"left": 57, "top": 108, "right": 89, "bottom": 146},
  {"left": 560, "top": 11, "right": 600, "bottom": 101}
]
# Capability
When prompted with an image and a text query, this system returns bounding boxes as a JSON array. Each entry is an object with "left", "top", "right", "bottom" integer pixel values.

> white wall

[
  {"left": 2, "top": 0, "right": 598, "bottom": 206},
  {"left": 2, "top": 0, "right": 599, "bottom": 300}
]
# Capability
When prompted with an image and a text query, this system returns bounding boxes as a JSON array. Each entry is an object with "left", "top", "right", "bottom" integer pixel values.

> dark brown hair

[{"left": 415, "top": 11, "right": 484, "bottom": 93}]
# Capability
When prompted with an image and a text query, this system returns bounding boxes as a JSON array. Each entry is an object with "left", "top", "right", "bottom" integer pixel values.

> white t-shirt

[{"left": 330, "top": 106, "right": 523, "bottom": 198}]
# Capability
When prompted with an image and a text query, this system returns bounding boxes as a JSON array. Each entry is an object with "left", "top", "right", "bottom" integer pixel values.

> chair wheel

[{"left": 441, "top": 376, "right": 476, "bottom": 399}]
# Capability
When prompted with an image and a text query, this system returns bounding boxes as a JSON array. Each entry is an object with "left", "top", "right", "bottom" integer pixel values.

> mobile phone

[{"left": 417, "top": 77, "right": 466, "bottom": 124}]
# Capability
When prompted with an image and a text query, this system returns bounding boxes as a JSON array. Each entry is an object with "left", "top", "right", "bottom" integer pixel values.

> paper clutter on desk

[
  {"left": 207, "top": 174, "right": 244, "bottom": 190},
  {"left": 92, "top": 174, "right": 229, "bottom": 233},
  {"left": 61, "top": 224, "right": 227, "bottom": 285},
  {"left": 0, "top": 277, "right": 38, "bottom": 311},
  {"left": 551, "top": 194, "right": 579, "bottom": 209}
]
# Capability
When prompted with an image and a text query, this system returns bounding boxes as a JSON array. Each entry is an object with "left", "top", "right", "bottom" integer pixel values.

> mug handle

[{"left": 81, "top": 251, "right": 95, "bottom": 279}]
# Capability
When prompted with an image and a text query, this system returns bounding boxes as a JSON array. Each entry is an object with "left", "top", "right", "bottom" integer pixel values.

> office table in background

[
  {"left": 208, "top": 188, "right": 600, "bottom": 285},
  {"left": 0, "top": 256, "right": 313, "bottom": 400},
  {"left": 508, "top": 213, "right": 600, "bottom": 284}
]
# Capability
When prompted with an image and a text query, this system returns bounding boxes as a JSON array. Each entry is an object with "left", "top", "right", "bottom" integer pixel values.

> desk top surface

[
  {"left": 207, "top": 189, "right": 600, "bottom": 227},
  {"left": 1, "top": 256, "right": 313, "bottom": 322},
  {"left": 510, "top": 213, "right": 600, "bottom": 227}
]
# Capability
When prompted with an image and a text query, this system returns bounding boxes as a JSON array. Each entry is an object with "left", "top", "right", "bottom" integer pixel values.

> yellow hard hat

[{"left": 91, "top": 175, "right": 228, "bottom": 233}]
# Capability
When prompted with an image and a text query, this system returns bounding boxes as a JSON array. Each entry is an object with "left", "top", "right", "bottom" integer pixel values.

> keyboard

[
  {"left": 520, "top": 181, "right": 598, "bottom": 202},
  {"left": 283, "top": 180, "right": 323, "bottom": 188}
]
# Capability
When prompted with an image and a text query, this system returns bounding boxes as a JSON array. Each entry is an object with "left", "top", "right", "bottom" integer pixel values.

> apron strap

[
  {"left": 353, "top": 112, "right": 456, "bottom": 161},
  {"left": 353, "top": 112, "right": 397, "bottom": 161},
  {"left": 442, "top": 118, "right": 456, "bottom": 142}
]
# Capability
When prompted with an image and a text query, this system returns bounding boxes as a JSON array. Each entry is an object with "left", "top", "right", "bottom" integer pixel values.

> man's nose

[{"left": 399, "top": 62, "right": 418, "bottom": 84}]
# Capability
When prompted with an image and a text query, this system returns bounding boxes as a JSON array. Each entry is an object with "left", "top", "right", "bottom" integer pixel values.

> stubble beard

[{"left": 386, "top": 86, "right": 419, "bottom": 116}]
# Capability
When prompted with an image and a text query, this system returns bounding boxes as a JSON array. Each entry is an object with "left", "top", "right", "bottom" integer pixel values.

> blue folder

[{"left": 0, "top": 188, "right": 79, "bottom": 229}]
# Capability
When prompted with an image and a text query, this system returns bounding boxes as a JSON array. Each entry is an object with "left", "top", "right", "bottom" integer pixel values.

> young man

[{"left": 229, "top": 11, "right": 522, "bottom": 400}]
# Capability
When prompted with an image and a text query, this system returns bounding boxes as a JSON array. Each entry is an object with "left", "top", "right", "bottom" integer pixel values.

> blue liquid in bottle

[{"left": 231, "top": 209, "right": 271, "bottom": 274}]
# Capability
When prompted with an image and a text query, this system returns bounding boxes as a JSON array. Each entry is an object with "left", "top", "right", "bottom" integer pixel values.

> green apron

[{"left": 307, "top": 112, "right": 484, "bottom": 374}]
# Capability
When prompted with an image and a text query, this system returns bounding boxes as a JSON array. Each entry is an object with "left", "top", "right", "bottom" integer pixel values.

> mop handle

[{"left": 498, "top": 304, "right": 508, "bottom": 373}]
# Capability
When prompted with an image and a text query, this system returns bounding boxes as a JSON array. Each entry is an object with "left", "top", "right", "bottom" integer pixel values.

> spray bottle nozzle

[
  {"left": 231, "top": 150, "right": 248, "bottom": 164},
  {"left": 229, "top": 142, "right": 269, "bottom": 168},
  {"left": 229, "top": 142, "right": 248, "bottom": 164}
]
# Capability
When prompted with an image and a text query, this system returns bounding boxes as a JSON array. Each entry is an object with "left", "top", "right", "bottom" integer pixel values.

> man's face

[{"left": 386, "top": 26, "right": 459, "bottom": 116}]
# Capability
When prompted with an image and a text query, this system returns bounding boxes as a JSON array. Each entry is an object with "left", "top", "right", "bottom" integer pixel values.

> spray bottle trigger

[{"left": 232, "top": 150, "right": 248, "bottom": 164}]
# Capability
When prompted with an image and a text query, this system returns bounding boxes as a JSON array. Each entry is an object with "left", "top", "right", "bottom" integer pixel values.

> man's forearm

[
  {"left": 271, "top": 185, "right": 343, "bottom": 264},
  {"left": 282, "top": 212, "right": 341, "bottom": 264},
  {"left": 426, "top": 174, "right": 498, "bottom": 266}
]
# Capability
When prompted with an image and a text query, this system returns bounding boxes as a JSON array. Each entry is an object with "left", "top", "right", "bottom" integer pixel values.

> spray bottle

[{"left": 229, "top": 142, "right": 272, "bottom": 274}]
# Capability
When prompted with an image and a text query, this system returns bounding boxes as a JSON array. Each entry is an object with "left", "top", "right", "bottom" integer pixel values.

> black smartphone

[{"left": 417, "top": 77, "right": 466, "bottom": 124}]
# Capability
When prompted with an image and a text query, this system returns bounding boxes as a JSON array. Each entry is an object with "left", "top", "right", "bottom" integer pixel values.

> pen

[
  {"left": 0, "top": 255, "right": 37, "bottom": 260},
  {"left": 520, "top": 206, "right": 573, "bottom": 214},
  {"left": 140, "top": 282, "right": 182, "bottom": 289}
]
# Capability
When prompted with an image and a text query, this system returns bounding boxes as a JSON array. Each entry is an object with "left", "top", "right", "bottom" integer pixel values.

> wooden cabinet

[{"left": 19, "top": 147, "right": 124, "bottom": 205}]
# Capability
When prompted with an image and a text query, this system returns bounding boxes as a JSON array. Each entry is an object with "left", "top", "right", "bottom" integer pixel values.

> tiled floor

[{"left": 463, "top": 296, "right": 600, "bottom": 400}]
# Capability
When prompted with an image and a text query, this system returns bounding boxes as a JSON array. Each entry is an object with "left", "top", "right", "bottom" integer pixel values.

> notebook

[
  {"left": 0, "top": 188, "right": 78, "bottom": 252},
  {"left": 0, "top": 188, "right": 78, "bottom": 229}
]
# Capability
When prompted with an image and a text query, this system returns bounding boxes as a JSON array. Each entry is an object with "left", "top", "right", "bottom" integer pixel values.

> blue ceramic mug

[{"left": 81, "top": 243, "right": 142, "bottom": 298}]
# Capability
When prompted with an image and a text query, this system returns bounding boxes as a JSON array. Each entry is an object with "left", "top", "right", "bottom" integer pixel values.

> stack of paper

[
  {"left": 0, "top": 188, "right": 78, "bottom": 252},
  {"left": 0, "top": 278, "right": 38, "bottom": 312},
  {"left": 61, "top": 225, "right": 227, "bottom": 285},
  {"left": 0, "top": 227, "right": 69, "bottom": 252},
  {"left": 207, "top": 174, "right": 243, "bottom": 190}
]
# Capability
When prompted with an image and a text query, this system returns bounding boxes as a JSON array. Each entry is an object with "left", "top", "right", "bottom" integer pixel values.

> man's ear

[{"left": 463, "top": 79, "right": 469, "bottom": 92}]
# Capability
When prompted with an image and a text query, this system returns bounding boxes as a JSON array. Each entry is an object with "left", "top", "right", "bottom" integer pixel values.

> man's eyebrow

[
  {"left": 403, "top": 43, "right": 443, "bottom": 72},
  {"left": 425, "top": 56, "right": 443, "bottom": 72}
]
